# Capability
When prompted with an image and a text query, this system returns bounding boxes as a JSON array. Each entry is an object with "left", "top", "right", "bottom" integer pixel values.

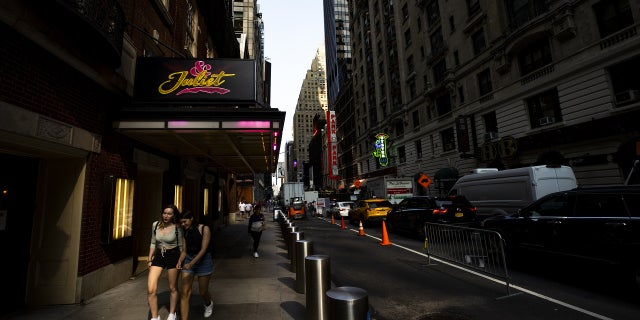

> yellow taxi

[{"left": 349, "top": 198, "right": 393, "bottom": 225}]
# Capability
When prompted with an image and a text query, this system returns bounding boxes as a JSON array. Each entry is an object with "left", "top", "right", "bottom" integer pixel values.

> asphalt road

[{"left": 291, "top": 216, "right": 640, "bottom": 320}]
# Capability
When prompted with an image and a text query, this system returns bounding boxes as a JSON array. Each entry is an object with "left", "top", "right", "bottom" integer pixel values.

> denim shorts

[{"left": 181, "top": 252, "right": 213, "bottom": 276}]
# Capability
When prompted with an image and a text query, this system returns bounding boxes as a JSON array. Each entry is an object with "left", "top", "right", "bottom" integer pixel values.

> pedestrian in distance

[
  {"left": 148, "top": 204, "right": 184, "bottom": 320},
  {"left": 247, "top": 204, "right": 265, "bottom": 258},
  {"left": 178, "top": 211, "right": 214, "bottom": 319},
  {"left": 239, "top": 201, "right": 246, "bottom": 220},
  {"left": 245, "top": 202, "right": 253, "bottom": 216}
]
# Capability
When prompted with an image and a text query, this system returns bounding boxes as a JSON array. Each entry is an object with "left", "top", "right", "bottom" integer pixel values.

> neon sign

[
  {"left": 158, "top": 61, "right": 235, "bottom": 96},
  {"left": 372, "top": 133, "right": 389, "bottom": 167}
]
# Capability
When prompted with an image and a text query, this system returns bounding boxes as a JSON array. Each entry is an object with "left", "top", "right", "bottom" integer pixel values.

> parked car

[
  {"left": 329, "top": 201, "right": 355, "bottom": 219},
  {"left": 386, "top": 195, "right": 478, "bottom": 238},
  {"left": 481, "top": 185, "right": 640, "bottom": 287},
  {"left": 449, "top": 165, "right": 577, "bottom": 220},
  {"left": 349, "top": 198, "right": 393, "bottom": 225},
  {"left": 288, "top": 199, "right": 306, "bottom": 219}
]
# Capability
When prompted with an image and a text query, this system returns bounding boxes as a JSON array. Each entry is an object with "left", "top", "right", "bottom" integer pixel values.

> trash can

[
  {"left": 295, "top": 240, "right": 313, "bottom": 293},
  {"left": 326, "top": 286, "right": 369, "bottom": 320},
  {"left": 305, "top": 254, "right": 331, "bottom": 320}
]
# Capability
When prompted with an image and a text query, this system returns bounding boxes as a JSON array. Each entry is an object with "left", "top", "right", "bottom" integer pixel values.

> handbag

[{"left": 250, "top": 220, "right": 264, "bottom": 232}]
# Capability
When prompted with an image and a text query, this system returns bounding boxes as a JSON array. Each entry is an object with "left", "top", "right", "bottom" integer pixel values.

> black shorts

[{"left": 151, "top": 247, "right": 180, "bottom": 269}]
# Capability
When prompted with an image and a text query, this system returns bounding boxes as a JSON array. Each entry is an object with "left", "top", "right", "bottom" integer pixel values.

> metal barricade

[{"left": 424, "top": 222, "right": 514, "bottom": 296}]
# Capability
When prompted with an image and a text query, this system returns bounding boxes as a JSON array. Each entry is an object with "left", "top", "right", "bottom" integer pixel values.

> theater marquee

[{"left": 133, "top": 58, "right": 257, "bottom": 103}]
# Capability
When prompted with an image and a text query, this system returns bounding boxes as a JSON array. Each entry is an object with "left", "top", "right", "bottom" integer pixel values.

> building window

[
  {"left": 441, "top": 128, "right": 456, "bottom": 152},
  {"left": 458, "top": 85, "right": 465, "bottom": 103},
  {"left": 527, "top": 88, "right": 562, "bottom": 128},
  {"left": 430, "top": 27, "right": 444, "bottom": 55},
  {"left": 507, "top": 0, "right": 548, "bottom": 30},
  {"left": 406, "top": 55, "right": 414, "bottom": 73},
  {"left": 594, "top": 0, "right": 634, "bottom": 38},
  {"left": 436, "top": 93, "right": 452, "bottom": 116},
  {"left": 408, "top": 79, "right": 417, "bottom": 99},
  {"left": 398, "top": 146, "right": 406, "bottom": 163},
  {"left": 518, "top": 37, "right": 552, "bottom": 76},
  {"left": 449, "top": 16, "right": 455, "bottom": 33},
  {"left": 433, "top": 59, "right": 447, "bottom": 84},
  {"left": 404, "top": 28, "right": 412, "bottom": 47},
  {"left": 483, "top": 111, "right": 498, "bottom": 140},
  {"left": 412, "top": 110, "right": 420, "bottom": 128},
  {"left": 471, "top": 28, "right": 486, "bottom": 56},
  {"left": 467, "top": 0, "right": 480, "bottom": 16},
  {"left": 477, "top": 69, "right": 493, "bottom": 96},
  {"left": 402, "top": 3, "right": 409, "bottom": 20},
  {"left": 415, "top": 140, "right": 423, "bottom": 159},
  {"left": 426, "top": 0, "right": 440, "bottom": 26}
]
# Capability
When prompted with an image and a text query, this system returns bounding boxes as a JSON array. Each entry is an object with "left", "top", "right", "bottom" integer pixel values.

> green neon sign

[{"left": 372, "top": 133, "right": 389, "bottom": 167}]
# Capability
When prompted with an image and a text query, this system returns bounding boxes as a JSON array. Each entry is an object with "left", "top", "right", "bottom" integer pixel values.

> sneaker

[
  {"left": 166, "top": 312, "right": 177, "bottom": 320},
  {"left": 253, "top": 251, "right": 259, "bottom": 258},
  {"left": 204, "top": 299, "right": 214, "bottom": 317}
]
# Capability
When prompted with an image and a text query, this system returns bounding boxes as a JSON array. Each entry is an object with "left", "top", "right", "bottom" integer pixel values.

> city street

[{"left": 292, "top": 216, "right": 640, "bottom": 320}]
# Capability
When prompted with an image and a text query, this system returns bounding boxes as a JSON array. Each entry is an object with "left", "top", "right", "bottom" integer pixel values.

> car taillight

[
  {"left": 433, "top": 208, "right": 448, "bottom": 215},
  {"left": 470, "top": 207, "right": 477, "bottom": 212}
]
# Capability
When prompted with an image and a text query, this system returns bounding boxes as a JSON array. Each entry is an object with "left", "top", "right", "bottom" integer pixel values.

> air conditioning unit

[
  {"left": 484, "top": 132, "right": 499, "bottom": 140},
  {"left": 539, "top": 116, "right": 555, "bottom": 126},
  {"left": 615, "top": 90, "right": 640, "bottom": 105}
]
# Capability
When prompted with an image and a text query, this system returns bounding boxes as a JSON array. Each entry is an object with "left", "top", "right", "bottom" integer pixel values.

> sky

[{"left": 259, "top": 1, "right": 326, "bottom": 162}]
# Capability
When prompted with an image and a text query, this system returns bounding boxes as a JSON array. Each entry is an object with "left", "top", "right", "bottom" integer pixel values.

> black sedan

[{"left": 386, "top": 195, "right": 478, "bottom": 238}]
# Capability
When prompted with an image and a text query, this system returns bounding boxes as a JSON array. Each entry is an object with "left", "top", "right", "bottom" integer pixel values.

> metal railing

[{"left": 424, "top": 222, "right": 514, "bottom": 296}]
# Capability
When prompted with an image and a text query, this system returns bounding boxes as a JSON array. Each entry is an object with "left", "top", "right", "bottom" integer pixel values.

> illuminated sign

[
  {"left": 372, "top": 133, "right": 389, "bottom": 167},
  {"left": 326, "top": 111, "right": 339, "bottom": 179},
  {"left": 134, "top": 58, "right": 257, "bottom": 103}
]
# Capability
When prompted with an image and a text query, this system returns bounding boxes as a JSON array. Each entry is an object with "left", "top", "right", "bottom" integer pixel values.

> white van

[{"left": 448, "top": 165, "right": 577, "bottom": 220}]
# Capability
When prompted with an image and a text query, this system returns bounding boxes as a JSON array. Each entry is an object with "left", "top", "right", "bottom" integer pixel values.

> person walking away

[
  {"left": 245, "top": 202, "right": 253, "bottom": 216},
  {"left": 178, "top": 211, "right": 214, "bottom": 319},
  {"left": 148, "top": 204, "right": 184, "bottom": 320},
  {"left": 239, "top": 201, "right": 246, "bottom": 220},
  {"left": 247, "top": 204, "right": 265, "bottom": 258}
]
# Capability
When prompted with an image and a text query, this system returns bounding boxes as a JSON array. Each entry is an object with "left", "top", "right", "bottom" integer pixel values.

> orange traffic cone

[
  {"left": 340, "top": 216, "right": 346, "bottom": 229},
  {"left": 331, "top": 214, "right": 335, "bottom": 225},
  {"left": 358, "top": 220, "right": 365, "bottom": 236},
  {"left": 380, "top": 221, "right": 392, "bottom": 246}
]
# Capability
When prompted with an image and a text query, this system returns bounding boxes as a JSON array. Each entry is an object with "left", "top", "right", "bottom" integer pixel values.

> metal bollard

[
  {"left": 295, "top": 240, "right": 313, "bottom": 293},
  {"left": 326, "top": 286, "right": 369, "bottom": 320},
  {"left": 305, "top": 254, "right": 331, "bottom": 320},
  {"left": 289, "top": 231, "right": 304, "bottom": 271},
  {"left": 285, "top": 225, "right": 297, "bottom": 246}
]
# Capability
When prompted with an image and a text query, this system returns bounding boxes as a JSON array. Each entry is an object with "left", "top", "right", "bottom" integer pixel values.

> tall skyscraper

[
  {"left": 324, "top": 0, "right": 352, "bottom": 108},
  {"left": 293, "top": 46, "right": 328, "bottom": 177}
]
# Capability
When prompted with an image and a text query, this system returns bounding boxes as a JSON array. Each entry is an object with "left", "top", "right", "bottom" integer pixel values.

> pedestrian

[
  {"left": 148, "top": 204, "right": 184, "bottom": 320},
  {"left": 239, "top": 201, "right": 246, "bottom": 220},
  {"left": 245, "top": 202, "right": 253, "bottom": 216},
  {"left": 247, "top": 204, "right": 265, "bottom": 258},
  {"left": 178, "top": 211, "right": 214, "bottom": 319}
]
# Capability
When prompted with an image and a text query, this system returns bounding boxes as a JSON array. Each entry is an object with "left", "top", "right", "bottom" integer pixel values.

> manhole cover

[{"left": 417, "top": 312, "right": 473, "bottom": 320}]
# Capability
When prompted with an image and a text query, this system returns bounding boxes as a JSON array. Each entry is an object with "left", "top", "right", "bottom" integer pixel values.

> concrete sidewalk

[{"left": 4, "top": 216, "right": 306, "bottom": 320}]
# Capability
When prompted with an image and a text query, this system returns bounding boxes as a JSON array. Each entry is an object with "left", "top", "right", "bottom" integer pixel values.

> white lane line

[{"left": 317, "top": 217, "right": 614, "bottom": 320}]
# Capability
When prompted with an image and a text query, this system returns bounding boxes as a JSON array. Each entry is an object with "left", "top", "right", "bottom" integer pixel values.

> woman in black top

[
  {"left": 178, "top": 211, "right": 214, "bottom": 319},
  {"left": 247, "top": 204, "right": 265, "bottom": 258}
]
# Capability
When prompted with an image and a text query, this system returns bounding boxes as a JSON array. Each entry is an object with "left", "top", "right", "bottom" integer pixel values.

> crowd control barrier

[{"left": 424, "top": 222, "right": 515, "bottom": 296}]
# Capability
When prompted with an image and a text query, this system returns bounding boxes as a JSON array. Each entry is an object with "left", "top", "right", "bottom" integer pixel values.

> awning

[{"left": 434, "top": 167, "right": 459, "bottom": 180}]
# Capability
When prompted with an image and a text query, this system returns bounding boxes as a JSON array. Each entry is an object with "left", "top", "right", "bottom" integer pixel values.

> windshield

[{"left": 369, "top": 201, "right": 392, "bottom": 208}]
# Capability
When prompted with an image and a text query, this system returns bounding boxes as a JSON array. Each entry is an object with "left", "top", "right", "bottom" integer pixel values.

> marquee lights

[{"left": 372, "top": 133, "right": 389, "bottom": 167}]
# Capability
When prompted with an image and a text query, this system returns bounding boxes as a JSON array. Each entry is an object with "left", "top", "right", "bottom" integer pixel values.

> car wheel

[{"left": 386, "top": 220, "right": 396, "bottom": 233}]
